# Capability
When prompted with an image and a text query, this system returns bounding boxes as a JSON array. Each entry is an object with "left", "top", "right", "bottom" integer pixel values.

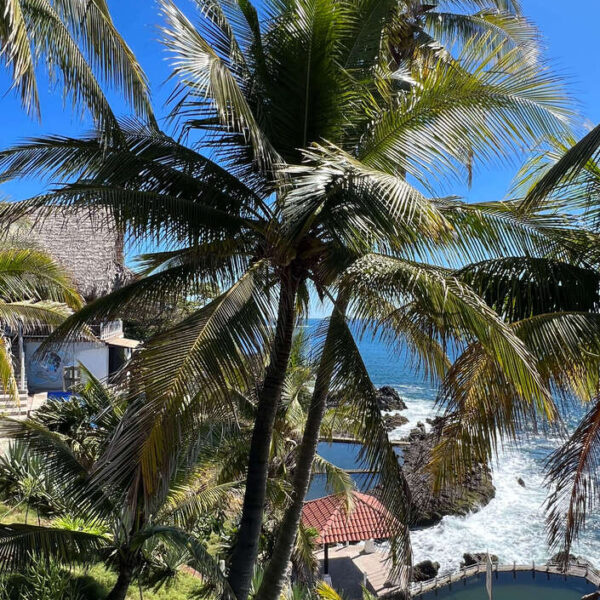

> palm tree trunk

[
  {"left": 227, "top": 269, "right": 301, "bottom": 600},
  {"left": 106, "top": 556, "right": 135, "bottom": 600},
  {"left": 255, "top": 293, "right": 349, "bottom": 600}
]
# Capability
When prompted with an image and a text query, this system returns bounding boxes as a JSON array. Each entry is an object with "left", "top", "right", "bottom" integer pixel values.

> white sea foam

[{"left": 385, "top": 390, "right": 600, "bottom": 573}]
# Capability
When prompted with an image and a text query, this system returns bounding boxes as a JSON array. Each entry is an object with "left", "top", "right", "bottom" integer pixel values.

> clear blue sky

[
  {"left": 0, "top": 0, "right": 597, "bottom": 315},
  {"left": 0, "top": 0, "right": 598, "bottom": 203}
]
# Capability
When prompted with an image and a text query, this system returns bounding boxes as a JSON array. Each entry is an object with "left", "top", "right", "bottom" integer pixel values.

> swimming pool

[{"left": 416, "top": 570, "right": 597, "bottom": 599}]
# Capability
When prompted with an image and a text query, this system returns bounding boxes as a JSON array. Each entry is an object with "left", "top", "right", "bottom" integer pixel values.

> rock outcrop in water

[
  {"left": 547, "top": 553, "right": 595, "bottom": 568},
  {"left": 412, "top": 560, "right": 440, "bottom": 582},
  {"left": 401, "top": 421, "right": 496, "bottom": 527},
  {"left": 461, "top": 553, "right": 498, "bottom": 567},
  {"left": 383, "top": 413, "right": 409, "bottom": 431},
  {"left": 376, "top": 386, "right": 407, "bottom": 411}
]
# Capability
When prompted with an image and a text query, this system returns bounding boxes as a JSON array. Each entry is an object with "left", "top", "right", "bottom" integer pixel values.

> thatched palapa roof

[{"left": 29, "top": 208, "right": 130, "bottom": 301}]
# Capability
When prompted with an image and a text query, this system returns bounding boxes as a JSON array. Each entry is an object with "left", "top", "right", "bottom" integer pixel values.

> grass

[
  {"left": 76, "top": 564, "right": 204, "bottom": 600},
  {"left": 0, "top": 500, "right": 49, "bottom": 525}
]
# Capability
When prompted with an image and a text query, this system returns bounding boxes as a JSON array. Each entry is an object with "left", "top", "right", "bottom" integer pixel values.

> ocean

[{"left": 306, "top": 319, "right": 600, "bottom": 574}]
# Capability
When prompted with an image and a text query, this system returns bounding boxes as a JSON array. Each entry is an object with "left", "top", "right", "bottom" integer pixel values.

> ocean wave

[{"left": 388, "top": 389, "right": 600, "bottom": 573}]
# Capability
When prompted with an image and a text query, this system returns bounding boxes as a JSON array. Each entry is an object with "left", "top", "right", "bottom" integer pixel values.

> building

[{"left": 15, "top": 208, "right": 139, "bottom": 395}]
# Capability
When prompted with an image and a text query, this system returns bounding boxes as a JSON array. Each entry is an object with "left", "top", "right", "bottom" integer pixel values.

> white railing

[{"left": 97, "top": 320, "right": 123, "bottom": 340}]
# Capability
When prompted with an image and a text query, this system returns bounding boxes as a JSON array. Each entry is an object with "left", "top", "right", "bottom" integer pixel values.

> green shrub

[
  {"left": 0, "top": 441, "right": 62, "bottom": 515},
  {"left": 0, "top": 557, "right": 84, "bottom": 600}
]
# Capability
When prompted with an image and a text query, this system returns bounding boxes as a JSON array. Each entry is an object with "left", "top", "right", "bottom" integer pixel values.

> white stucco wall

[{"left": 24, "top": 340, "right": 109, "bottom": 392}]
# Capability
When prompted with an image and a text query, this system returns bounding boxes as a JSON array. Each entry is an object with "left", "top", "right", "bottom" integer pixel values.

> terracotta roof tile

[{"left": 302, "top": 492, "right": 396, "bottom": 545}]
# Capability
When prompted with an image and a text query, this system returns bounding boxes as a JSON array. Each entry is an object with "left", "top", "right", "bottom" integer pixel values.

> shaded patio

[{"left": 302, "top": 492, "right": 405, "bottom": 598}]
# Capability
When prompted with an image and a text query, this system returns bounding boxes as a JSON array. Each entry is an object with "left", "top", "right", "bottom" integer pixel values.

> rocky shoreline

[
  {"left": 376, "top": 386, "right": 496, "bottom": 527},
  {"left": 380, "top": 388, "right": 597, "bottom": 576},
  {"left": 401, "top": 420, "right": 495, "bottom": 527}
]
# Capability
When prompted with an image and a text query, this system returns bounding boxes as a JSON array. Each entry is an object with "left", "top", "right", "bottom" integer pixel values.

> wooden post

[{"left": 324, "top": 544, "right": 329, "bottom": 575}]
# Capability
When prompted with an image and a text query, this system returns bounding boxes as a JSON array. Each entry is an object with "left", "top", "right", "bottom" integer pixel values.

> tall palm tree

[
  {"left": 0, "top": 349, "right": 353, "bottom": 600},
  {"left": 0, "top": 1, "right": 575, "bottom": 597},
  {"left": 0, "top": 0, "right": 154, "bottom": 132}
]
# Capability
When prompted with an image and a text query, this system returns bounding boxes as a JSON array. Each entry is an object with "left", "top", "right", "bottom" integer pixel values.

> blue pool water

[
  {"left": 418, "top": 571, "right": 596, "bottom": 599},
  {"left": 304, "top": 319, "right": 600, "bottom": 573}
]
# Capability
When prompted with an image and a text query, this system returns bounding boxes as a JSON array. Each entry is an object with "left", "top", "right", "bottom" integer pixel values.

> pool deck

[{"left": 316, "top": 544, "right": 600, "bottom": 599}]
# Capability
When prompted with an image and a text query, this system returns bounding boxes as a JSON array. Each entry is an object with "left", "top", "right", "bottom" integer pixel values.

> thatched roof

[{"left": 29, "top": 208, "right": 130, "bottom": 301}]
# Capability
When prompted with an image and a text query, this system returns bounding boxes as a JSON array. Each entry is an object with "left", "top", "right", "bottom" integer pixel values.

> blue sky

[
  {"left": 0, "top": 0, "right": 598, "bottom": 316},
  {"left": 1, "top": 0, "right": 598, "bottom": 203}
]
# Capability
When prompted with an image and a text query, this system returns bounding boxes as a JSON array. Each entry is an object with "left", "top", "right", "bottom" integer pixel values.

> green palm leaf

[
  {"left": 546, "top": 397, "right": 600, "bottom": 562},
  {"left": 0, "top": 523, "right": 108, "bottom": 571}
]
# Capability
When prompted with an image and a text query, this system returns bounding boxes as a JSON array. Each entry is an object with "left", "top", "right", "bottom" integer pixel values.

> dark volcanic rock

[
  {"left": 412, "top": 560, "right": 440, "bottom": 582},
  {"left": 383, "top": 414, "right": 409, "bottom": 432},
  {"left": 407, "top": 422, "right": 427, "bottom": 441},
  {"left": 517, "top": 477, "right": 526, "bottom": 488},
  {"left": 377, "top": 386, "right": 407, "bottom": 411},
  {"left": 401, "top": 429, "right": 496, "bottom": 527},
  {"left": 461, "top": 553, "right": 498, "bottom": 568},
  {"left": 548, "top": 553, "right": 594, "bottom": 568}
]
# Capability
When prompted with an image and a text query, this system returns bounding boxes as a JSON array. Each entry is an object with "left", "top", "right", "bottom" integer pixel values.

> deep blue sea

[{"left": 304, "top": 319, "right": 600, "bottom": 573}]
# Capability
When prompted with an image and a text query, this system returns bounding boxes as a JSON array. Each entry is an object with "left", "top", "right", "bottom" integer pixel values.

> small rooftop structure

[{"left": 302, "top": 491, "right": 396, "bottom": 545}]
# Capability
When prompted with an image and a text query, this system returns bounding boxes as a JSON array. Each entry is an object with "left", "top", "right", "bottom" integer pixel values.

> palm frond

[
  {"left": 522, "top": 125, "right": 600, "bottom": 213},
  {"left": 50, "top": 0, "right": 155, "bottom": 124},
  {"left": 545, "top": 397, "right": 600, "bottom": 561},
  {"left": 456, "top": 257, "right": 600, "bottom": 322},
  {"left": 19, "top": 0, "right": 123, "bottom": 138},
  {"left": 359, "top": 35, "right": 571, "bottom": 188},
  {"left": 324, "top": 314, "right": 412, "bottom": 582},
  {"left": 0, "top": 524, "right": 107, "bottom": 571},
  {"left": 311, "top": 455, "right": 354, "bottom": 508},
  {"left": 161, "top": 479, "right": 242, "bottom": 527},
  {"left": 0, "top": 0, "right": 39, "bottom": 115},
  {"left": 0, "top": 417, "right": 114, "bottom": 520},
  {"left": 160, "top": 0, "right": 279, "bottom": 170},
  {"left": 0, "top": 248, "right": 82, "bottom": 309},
  {"left": 91, "top": 265, "right": 274, "bottom": 508},
  {"left": 0, "top": 337, "right": 20, "bottom": 403},
  {"left": 133, "top": 525, "right": 235, "bottom": 599},
  {"left": 345, "top": 254, "right": 551, "bottom": 411}
]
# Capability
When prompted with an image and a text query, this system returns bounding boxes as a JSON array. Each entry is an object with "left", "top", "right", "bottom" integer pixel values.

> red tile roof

[{"left": 302, "top": 492, "right": 395, "bottom": 545}]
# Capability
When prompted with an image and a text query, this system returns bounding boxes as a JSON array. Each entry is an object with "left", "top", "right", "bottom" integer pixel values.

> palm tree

[
  {"left": 0, "top": 230, "right": 82, "bottom": 401},
  {"left": 0, "top": 367, "right": 239, "bottom": 600},
  {"left": 0, "top": 0, "right": 154, "bottom": 132},
  {"left": 497, "top": 138, "right": 600, "bottom": 562},
  {"left": 0, "top": 347, "right": 354, "bottom": 600},
  {"left": 421, "top": 247, "right": 600, "bottom": 565},
  {"left": 0, "top": 1, "right": 575, "bottom": 597}
]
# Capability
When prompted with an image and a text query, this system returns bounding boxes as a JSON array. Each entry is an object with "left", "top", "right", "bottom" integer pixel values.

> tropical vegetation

[
  {"left": 0, "top": 226, "right": 81, "bottom": 402},
  {"left": 0, "top": 0, "right": 600, "bottom": 599},
  {"left": 0, "top": 0, "right": 153, "bottom": 133}
]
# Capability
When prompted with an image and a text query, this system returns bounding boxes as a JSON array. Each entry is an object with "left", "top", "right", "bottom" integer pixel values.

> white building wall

[{"left": 24, "top": 340, "right": 109, "bottom": 392}]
